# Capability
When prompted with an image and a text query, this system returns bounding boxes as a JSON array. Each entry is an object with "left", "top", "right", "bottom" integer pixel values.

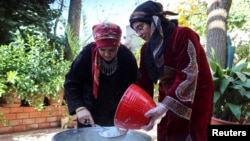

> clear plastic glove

[
  {"left": 142, "top": 103, "right": 168, "bottom": 131},
  {"left": 76, "top": 108, "right": 95, "bottom": 126}
]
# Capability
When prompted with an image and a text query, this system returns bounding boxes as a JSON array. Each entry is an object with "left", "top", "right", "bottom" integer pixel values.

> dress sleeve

[
  {"left": 161, "top": 27, "right": 202, "bottom": 120},
  {"left": 64, "top": 44, "right": 93, "bottom": 115}
]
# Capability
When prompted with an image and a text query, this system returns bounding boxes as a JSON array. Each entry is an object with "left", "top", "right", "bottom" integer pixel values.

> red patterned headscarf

[{"left": 91, "top": 22, "right": 122, "bottom": 99}]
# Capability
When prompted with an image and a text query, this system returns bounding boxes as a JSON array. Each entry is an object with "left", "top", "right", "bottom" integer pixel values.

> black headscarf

[
  {"left": 129, "top": 1, "right": 178, "bottom": 83},
  {"left": 130, "top": 1, "right": 162, "bottom": 27}
]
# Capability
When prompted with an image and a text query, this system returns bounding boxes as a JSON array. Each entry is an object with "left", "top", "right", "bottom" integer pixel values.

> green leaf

[
  {"left": 238, "top": 87, "right": 246, "bottom": 97},
  {"left": 244, "top": 91, "right": 250, "bottom": 99},
  {"left": 243, "top": 79, "right": 250, "bottom": 88},
  {"left": 231, "top": 84, "right": 243, "bottom": 90},
  {"left": 235, "top": 72, "right": 247, "bottom": 82},
  {"left": 232, "top": 58, "right": 247, "bottom": 71},
  {"left": 209, "top": 59, "right": 218, "bottom": 72},
  {"left": 220, "top": 78, "right": 230, "bottom": 94},
  {"left": 243, "top": 71, "right": 250, "bottom": 77},
  {"left": 246, "top": 112, "right": 250, "bottom": 117},
  {"left": 6, "top": 71, "right": 19, "bottom": 84},
  {"left": 228, "top": 103, "right": 241, "bottom": 121},
  {"left": 213, "top": 91, "right": 221, "bottom": 103}
]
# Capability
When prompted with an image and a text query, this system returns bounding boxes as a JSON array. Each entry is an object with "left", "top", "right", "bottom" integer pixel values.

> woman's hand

[
  {"left": 76, "top": 107, "right": 95, "bottom": 126},
  {"left": 142, "top": 103, "right": 168, "bottom": 131}
]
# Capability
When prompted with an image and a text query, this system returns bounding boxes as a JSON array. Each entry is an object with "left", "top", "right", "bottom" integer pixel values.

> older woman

[
  {"left": 64, "top": 22, "right": 138, "bottom": 128},
  {"left": 129, "top": 1, "right": 214, "bottom": 141}
]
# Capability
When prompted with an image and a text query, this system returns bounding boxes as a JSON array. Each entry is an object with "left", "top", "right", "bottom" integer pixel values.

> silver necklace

[{"left": 101, "top": 57, "right": 118, "bottom": 76}]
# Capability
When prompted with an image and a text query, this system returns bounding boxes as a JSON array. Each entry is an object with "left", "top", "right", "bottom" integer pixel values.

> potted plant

[
  {"left": 0, "top": 43, "right": 23, "bottom": 107},
  {"left": 45, "top": 60, "right": 70, "bottom": 106},
  {"left": 209, "top": 53, "right": 250, "bottom": 124},
  {"left": 0, "top": 28, "right": 69, "bottom": 110}
]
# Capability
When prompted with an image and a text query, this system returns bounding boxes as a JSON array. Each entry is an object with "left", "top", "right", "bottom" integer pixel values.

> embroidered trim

[
  {"left": 162, "top": 96, "right": 192, "bottom": 120},
  {"left": 176, "top": 40, "right": 198, "bottom": 103},
  {"left": 101, "top": 57, "right": 117, "bottom": 76}
]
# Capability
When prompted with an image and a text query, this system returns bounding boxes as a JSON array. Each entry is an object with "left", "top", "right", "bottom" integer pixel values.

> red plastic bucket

[{"left": 114, "top": 84, "right": 156, "bottom": 129}]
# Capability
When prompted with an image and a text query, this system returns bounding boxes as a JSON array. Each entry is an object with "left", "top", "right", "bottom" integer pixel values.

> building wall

[{"left": 0, "top": 105, "right": 66, "bottom": 134}]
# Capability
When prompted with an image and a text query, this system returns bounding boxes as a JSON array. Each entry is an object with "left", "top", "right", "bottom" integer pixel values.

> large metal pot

[{"left": 52, "top": 126, "right": 152, "bottom": 141}]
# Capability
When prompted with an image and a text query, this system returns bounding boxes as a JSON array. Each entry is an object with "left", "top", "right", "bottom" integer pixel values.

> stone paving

[{"left": 0, "top": 128, "right": 66, "bottom": 141}]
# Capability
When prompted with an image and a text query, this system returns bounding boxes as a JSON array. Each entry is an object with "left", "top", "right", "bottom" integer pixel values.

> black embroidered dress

[{"left": 64, "top": 43, "right": 138, "bottom": 127}]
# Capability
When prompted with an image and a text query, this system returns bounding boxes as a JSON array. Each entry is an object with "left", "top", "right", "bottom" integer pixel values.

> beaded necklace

[{"left": 101, "top": 57, "right": 117, "bottom": 76}]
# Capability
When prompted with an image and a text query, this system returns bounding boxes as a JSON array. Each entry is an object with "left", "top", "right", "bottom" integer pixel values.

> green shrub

[
  {"left": 0, "top": 29, "right": 70, "bottom": 110},
  {"left": 209, "top": 50, "right": 250, "bottom": 124}
]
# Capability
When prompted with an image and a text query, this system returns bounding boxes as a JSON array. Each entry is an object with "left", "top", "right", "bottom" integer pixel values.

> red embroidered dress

[{"left": 138, "top": 26, "right": 214, "bottom": 141}]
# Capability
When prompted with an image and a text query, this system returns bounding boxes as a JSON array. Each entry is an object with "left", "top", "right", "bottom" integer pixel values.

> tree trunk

[
  {"left": 65, "top": 0, "right": 82, "bottom": 61},
  {"left": 206, "top": 0, "right": 232, "bottom": 68}
]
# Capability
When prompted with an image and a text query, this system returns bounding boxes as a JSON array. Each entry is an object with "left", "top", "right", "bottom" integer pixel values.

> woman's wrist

[{"left": 75, "top": 107, "right": 86, "bottom": 113}]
